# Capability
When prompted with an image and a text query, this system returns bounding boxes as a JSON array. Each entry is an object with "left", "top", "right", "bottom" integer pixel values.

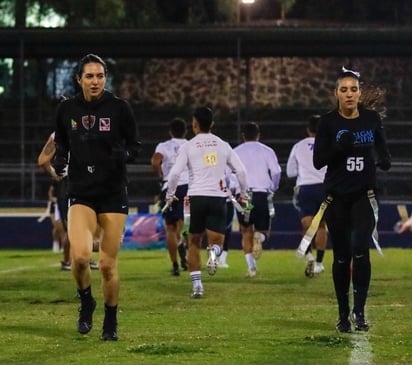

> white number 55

[{"left": 346, "top": 157, "right": 364, "bottom": 172}]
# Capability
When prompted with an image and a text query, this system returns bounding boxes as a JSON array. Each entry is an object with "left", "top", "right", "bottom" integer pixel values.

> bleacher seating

[{"left": 1, "top": 103, "right": 412, "bottom": 202}]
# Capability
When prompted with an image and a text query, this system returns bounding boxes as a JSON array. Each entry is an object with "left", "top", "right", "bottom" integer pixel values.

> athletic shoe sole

[
  {"left": 252, "top": 233, "right": 263, "bottom": 259},
  {"left": 206, "top": 248, "right": 217, "bottom": 276},
  {"left": 191, "top": 286, "right": 204, "bottom": 299}
]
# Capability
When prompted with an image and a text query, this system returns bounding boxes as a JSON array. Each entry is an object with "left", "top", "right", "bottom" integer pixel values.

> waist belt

[
  {"left": 296, "top": 189, "right": 383, "bottom": 258},
  {"left": 367, "top": 189, "right": 383, "bottom": 256}
]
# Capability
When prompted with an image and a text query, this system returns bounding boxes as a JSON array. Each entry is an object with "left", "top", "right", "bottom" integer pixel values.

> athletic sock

[
  {"left": 104, "top": 304, "right": 117, "bottom": 320},
  {"left": 103, "top": 304, "right": 118, "bottom": 334},
  {"left": 316, "top": 250, "right": 325, "bottom": 263},
  {"left": 190, "top": 271, "right": 202, "bottom": 288},
  {"left": 353, "top": 286, "right": 369, "bottom": 315},
  {"left": 245, "top": 253, "right": 256, "bottom": 270},
  {"left": 211, "top": 244, "right": 221, "bottom": 257},
  {"left": 78, "top": 285, "right": 93, "bottom": 304},
  {"left": 219, "top": 250, "right": 228, "bottom": 264}
]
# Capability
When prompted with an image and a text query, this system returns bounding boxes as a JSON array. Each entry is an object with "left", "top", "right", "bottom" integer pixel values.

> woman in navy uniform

[{"left": 313, "top": 67, "right": 391, "bottom": 333}]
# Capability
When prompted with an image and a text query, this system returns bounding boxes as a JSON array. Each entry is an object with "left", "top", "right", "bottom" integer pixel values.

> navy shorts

[
  {"left": 68, "top": 188, "right": 128, "bottom": 215},
  {"left": 294, "top": 183, "right": 325, "bottom": 218}
]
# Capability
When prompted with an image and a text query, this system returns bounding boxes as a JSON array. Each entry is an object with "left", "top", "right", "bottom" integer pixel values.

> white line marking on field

[
  {"left": 0, "top": 266, "right": 35, "bottom": 274},
  {"left": 350, "top": 332, "right": 372, "bottom": 365},
  {"left": 0, "top": 263, "right": 59, "bottom": 274}
]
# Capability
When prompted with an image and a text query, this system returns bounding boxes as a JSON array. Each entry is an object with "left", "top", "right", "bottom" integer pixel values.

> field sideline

[{"left": 0, "top": 248, "right": 411, "bottom": 365}]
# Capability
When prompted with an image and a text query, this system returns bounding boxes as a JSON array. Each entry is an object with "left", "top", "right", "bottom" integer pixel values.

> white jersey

[
  {"left": 154, "top": 138, "right": 189, "bottom": 189},
  {"left": 286, "top": 136, "right": 326, "bottom": 186},
  {"left": 234, "top": 141, "right": 281, "bottom": 192},
  {"left": 167, "top": 133, "right": 248, "bottom": 198}
]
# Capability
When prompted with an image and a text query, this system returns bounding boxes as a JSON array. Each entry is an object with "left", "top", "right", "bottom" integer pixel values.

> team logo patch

[
  {"left": 99, "top": 118, "right": 111, "bottom": 131},
  {"left": 82, "top": 115, "right": 96, "bottom": 130},
  {"left": 71, "top": 119, "right": 78, "bottom": 130}
]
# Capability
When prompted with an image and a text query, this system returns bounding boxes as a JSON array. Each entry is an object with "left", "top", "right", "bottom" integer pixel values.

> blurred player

[
  {"left": 234, "top": 122, "right": 281, "bottom": 277},
  {"left": 286, "top": 115, "right": 328, "bottom": 277},
  {"left": 151, "top": 117, "right": 189, "bottom": 275}
]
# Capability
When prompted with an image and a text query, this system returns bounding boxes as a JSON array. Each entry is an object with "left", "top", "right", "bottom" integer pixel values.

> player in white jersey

[
  {"left": 151, "top": 118, "right": 189, "bottom": 276},
  {"left": 234, "top": 122, "right": 281, "bottom": 277},
  {"left": 286, "top": 115, "right": 328, "bottom": 277},
  {"left": 166, "top": 107, "right": 248, "bottom": 298}
]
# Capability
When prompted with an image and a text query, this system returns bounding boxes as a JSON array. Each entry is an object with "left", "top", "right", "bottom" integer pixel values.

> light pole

[
  {"left": 235, "top": 0, "right": 256, "bottom": 143},
  {"left": 236, "top": 0, "right": 256, "bottom": 24}
]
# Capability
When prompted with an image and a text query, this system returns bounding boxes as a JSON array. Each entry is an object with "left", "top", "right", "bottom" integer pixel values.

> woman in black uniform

[
  {"left": 53, "top": 54, "right": 140, "bottom": 341},
  {"left": 313, "top": 67, "right": 391, "bottom": 333}
]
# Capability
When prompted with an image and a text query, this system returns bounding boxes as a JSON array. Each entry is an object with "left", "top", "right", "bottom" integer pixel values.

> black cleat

[
  {"left": 351, "top": 312, "right": 369, "bottom": 331},
  {"left": 178, "top": 244, "right": 187, "bottom": 271},
  {"left": 101, "top": 330, "right": 118, "bottom": 341},
  {"left": 336, "top": 318, "right": 351, "bottom": 333},
  {"left": 180, "top": 261, "right": 188, "bottom": 271},
  {"left": 101, "top": 316, "right": 118, "bottom": 341},
  {"left": 78, "top": 299, "right": 96, "bottom": 334},
  {"left": 171, "top": 262, "right": 180, "bottom": 276}
]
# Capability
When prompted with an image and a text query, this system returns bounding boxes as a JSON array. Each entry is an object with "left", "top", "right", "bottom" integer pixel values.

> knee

[
  {"left": 352, "top": 250, "right": 370, "bottom": 264},
  {"left": 71, "top": 256, "right": 90, "bottom": 271},
  {"left": 99, "top": 260, "right": 115, "bottom": 280}
]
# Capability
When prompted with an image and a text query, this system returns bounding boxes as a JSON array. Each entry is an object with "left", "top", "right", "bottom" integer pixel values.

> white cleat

[
  {"left": 217, "top": 261, "right": 229, "bottom": 268},
  {"left": 314, "top": 262, "right": 325, "bottom": 274},
  {"left": 206, "top": 247, "right": 218, "bottom": 276},
  {"left": 191, "top": 286, "right": 204, "bottom": 299},
  {"left": 245, "top": 268, "right": 257, "bottom": 278},
  {"left": 305, "top": 259, "right": 315, "bottom": 278}
]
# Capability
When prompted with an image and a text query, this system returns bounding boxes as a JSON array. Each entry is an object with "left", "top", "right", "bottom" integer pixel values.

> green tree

[{"left": 278, "top": 0, "right": 296, "bottom": 20}]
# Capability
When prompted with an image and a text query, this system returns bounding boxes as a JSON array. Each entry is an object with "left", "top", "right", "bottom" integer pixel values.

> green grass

[{"left": 0, "top": 248, "right": 411, "bottom": 365}]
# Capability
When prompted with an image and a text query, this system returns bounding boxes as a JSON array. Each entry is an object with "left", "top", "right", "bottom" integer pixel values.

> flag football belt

[{"left": 296, "top": 189, "right": 383, "bottom": 258}]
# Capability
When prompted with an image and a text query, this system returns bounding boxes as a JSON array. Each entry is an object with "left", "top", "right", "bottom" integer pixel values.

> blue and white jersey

[{"left": 286, "top": 136, "right": 326, "bottom": 186}]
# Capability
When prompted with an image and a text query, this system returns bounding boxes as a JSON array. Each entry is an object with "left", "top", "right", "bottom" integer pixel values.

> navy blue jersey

[
  {"left": 313, "top": 107, "right": 390, "bottom": 195},
  {"left": 54, "top": 91, "right": 140, "bottom": 198}
]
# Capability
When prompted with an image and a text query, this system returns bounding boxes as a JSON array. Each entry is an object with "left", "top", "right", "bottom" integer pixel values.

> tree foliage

[{"left": 2, "top": 0, "right": 412, "bottom": 28}]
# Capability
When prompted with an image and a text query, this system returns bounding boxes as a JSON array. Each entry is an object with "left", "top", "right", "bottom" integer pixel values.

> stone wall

[{"left": 118, "top": 57, "right": 412, "bottom": 117}]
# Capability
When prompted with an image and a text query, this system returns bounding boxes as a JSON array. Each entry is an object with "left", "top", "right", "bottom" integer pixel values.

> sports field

[{"left": 0, "top": 248, "right": 411, "bottom": 365}]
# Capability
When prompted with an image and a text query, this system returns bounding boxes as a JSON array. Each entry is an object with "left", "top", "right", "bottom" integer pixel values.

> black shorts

[
  {"left": 68, "top": 188, "right": 128, "bottom": 215},
  {"left": 56, "top": 178, "right": 69, "bottom": 229},
  {"left": 161, "top": 184, "right": 188, "bottom": 225},
  {"left": 189, "top": 196, "right": 227, "bottom": 235},
  {"left": 236, "top": 191, "right": 271, "bottom": 231}
]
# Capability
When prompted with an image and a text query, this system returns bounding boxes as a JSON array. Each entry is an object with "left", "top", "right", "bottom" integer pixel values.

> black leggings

[{"left": 325, "top": 191, "right": 375, "bottom": 316}]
